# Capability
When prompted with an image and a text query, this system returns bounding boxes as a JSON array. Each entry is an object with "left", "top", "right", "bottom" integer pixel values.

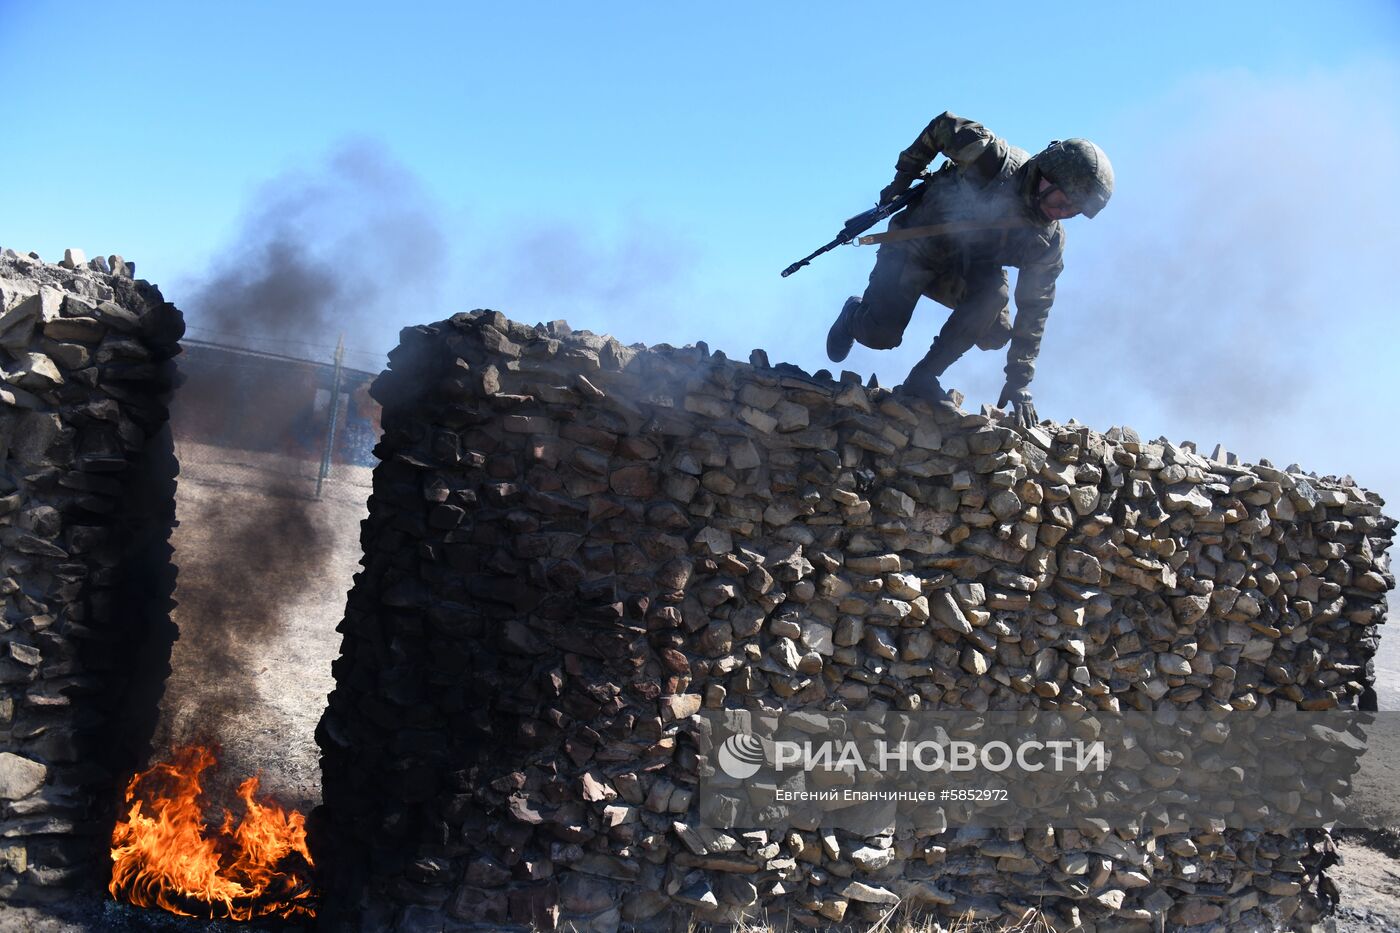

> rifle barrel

[
  {"left": 779, "top": 181, "right": 926, "bottom": 277},
  {"left": 780, "top": 238, "right": 840, "bottom": 277}
]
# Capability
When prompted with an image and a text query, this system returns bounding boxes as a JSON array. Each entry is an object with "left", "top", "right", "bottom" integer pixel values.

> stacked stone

[
  {"left": 316, "top": 310, "right": 1392, "bottom": 932},
  {"left": 0, "top": 249, "right": 182, "bottom": 904}
]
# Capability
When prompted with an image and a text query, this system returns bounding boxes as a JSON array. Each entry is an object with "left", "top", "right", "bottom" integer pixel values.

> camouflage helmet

[{"left": 1035, "top": 138, "right": 1114, "bottom": 218}]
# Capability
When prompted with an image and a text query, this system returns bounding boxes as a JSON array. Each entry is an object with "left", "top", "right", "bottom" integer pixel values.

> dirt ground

[
  {"left": 152, "top": 441, "right": 370, "bottom": 811},
  {"left": 1333, "top": 830, "right": 1400, "bottom": 933},
  {"left": 1375, "top": 624, "right": 1400, "bottom": 713},
  {"left": 4, "top": 441, "right": 1396, "bottom": 931}
]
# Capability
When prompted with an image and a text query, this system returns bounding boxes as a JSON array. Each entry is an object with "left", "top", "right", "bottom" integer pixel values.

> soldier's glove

[
  {"left": 879, "top": 171, "right": 918, "bottom": 206},
  {"left": 997, "top": 385, "right": 1039, "bottom": 430}
]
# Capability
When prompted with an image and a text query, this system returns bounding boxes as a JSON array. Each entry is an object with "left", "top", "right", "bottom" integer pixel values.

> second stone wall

[{"left": 316, "top": 310, "right": 1392, "bottom": 932}]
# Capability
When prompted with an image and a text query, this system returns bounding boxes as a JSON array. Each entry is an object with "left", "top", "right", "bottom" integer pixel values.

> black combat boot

[
  {"left": 826, "top": 296, "right": 860, "bottom": 363},
  {"left": 900, "top": 354, "right": 952, "bottom": 403}
]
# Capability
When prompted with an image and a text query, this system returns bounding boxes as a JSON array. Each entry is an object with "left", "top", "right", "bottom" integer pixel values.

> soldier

[{"left": 825, "top": 112, "right": 1114, "bottom": 428}]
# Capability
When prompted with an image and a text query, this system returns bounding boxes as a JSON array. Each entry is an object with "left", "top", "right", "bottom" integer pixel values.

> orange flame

[{"left": 108, "top": 745, "right": 316, "bottom": 920}]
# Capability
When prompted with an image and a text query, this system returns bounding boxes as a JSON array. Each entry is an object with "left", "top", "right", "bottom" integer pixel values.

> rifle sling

[{"left": 857, "top": 220, "right": 1022, "bottom": 247}]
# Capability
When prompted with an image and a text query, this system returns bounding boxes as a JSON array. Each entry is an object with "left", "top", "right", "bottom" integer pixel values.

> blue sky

[{"left": 4, "top": 1, "right": 1399, "bottom": 504}]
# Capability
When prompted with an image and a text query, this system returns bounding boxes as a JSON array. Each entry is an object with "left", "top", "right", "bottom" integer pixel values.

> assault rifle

[{"left": 779, "top": 181, "right": 926, "bottom": 277}]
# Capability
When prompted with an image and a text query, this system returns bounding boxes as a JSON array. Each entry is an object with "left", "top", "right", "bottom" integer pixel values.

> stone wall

[
  {"left": 0, "top": 249, "right": 182, "bottom": 904},
  {"left": 316, "top": 310, "right": 1393, "bottom": 932}
]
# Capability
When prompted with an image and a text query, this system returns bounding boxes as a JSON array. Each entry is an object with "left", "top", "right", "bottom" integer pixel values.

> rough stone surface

[
  {"left": 0, "top": 754, "right": 47, "bottom": 800},
  {"left": 0, "top": 249, "right": 182, "bottom": 906},
  {"left": 316, "top": 311, "right": 1393, "bottom": 933}
]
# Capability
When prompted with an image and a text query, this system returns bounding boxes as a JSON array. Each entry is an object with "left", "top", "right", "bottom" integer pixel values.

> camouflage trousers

[{"left": 848, "top": 245, "right": 1011, "bottom": 376}]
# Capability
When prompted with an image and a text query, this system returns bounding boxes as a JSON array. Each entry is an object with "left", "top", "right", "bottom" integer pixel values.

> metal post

[{"left": 316, "top": 334, "right": 345, "bottom": 499}]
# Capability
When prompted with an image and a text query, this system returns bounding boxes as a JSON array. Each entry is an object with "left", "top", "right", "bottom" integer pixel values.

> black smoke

[
  {"left": 183, "top": 138, "right": 447, "bottom": 358},
  {"left": 158, "top": 140, "right": 447, "bottom": 794}
]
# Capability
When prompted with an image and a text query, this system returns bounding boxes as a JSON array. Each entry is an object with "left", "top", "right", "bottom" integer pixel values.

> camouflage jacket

[{"left": 889, "top": 111, "right": 1063, "bottom": 392}]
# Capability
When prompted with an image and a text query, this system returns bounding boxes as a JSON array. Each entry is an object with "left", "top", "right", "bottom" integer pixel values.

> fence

[{"left": 170, "top": 339, "right": 382, "bottom": 488}]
